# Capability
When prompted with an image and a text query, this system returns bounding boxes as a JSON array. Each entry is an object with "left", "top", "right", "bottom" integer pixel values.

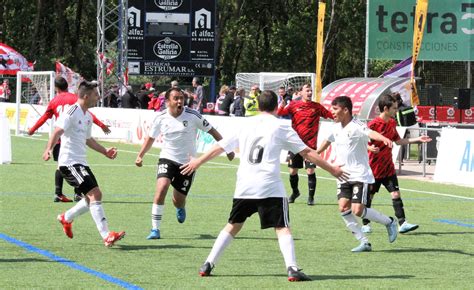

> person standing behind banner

[
  {"left": 120, "top": 86, "right": 138, "bottom": 109},
  {"left": 0, "top": 79, "right": 11, "bottom": 102},
  {"left": 362, "top": 94, "right": 431, "bottom": 234},
  {"left": 192, "top": 77, "right": 204, "bottom": 113},
  {"left": 244, "top": 85, "right": 260, "bottom": 117},
  {"left": 28, "top": 77, "right": 111, "bottom": 203},
  {"left": 230, "top": 88, "right": 246, "bottom": 117}
]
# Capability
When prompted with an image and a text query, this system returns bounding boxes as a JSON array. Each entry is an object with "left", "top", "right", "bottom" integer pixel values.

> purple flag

[{"left": 382, "top": 57, "right": 412, "bottom": 78}]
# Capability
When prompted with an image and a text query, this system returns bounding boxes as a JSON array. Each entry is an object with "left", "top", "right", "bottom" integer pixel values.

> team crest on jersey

[
  {"left": 182, "top": 120, "right": 188, "bottom": 127},
  {"left": 203, "top": 119, "right": 209, "bottom": 127}
]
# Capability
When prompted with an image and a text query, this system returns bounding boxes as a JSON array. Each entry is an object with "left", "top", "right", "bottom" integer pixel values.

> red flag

[
  {"left": 0, "top": 42, "right": 34, "bottom": 75},
  {"left": 55, "top": 61, "right": 83, "bottom": 93},
  {"left": 98, "top": 52, "right": 114, "bottom": 76}
]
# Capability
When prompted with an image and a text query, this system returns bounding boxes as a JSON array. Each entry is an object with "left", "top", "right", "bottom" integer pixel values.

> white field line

[{"left": 16, "top": 136, "right": 474, "bottom": 201}]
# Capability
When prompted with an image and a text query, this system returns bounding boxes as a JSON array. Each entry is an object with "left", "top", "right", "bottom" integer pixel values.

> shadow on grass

[
  {"left": 0, "top": 258, "right": 52, "bottom": 263},
  {"left": 407, "top": 231, "right": 474, "bottom": 236},
  {"left": 210, "top": 274, "right": 414, "bottom": 280},
  {"left": 379, "top": 248, "right": 473, "bottom": 256},
  {"left": 195, "top": 234, "right": 301, "bottom": 241},
  {"left": 310, "top": 274, "right": 415, "bottom": 280},
  {"left": 115, "top": 244, "right": 204, "bottom": 251},
  {"left": 103, "top": 201, "right": 149, "bottom": 204}
]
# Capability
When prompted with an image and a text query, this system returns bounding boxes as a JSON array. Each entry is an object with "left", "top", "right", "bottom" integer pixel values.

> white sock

[
  {"left": 206, "top": 230, "right": 234, "bottom": 265},
  {"left": 64, "top": 198, "right": 89, "bottom": 222},
  {"left": 152, "top": 204, "right": 164, "bottom": 230},
  {"left": 362, "top": 208, "right": 391, "bottom": 225},
  {"left": 278, "top": 234, "right": 297, "bottom": 269},
  {"left": 89, "top": 201, "right": 109, "bottom": 239},
  {"left": 341, "top": 210, "right": 369, "bottom": 244}
]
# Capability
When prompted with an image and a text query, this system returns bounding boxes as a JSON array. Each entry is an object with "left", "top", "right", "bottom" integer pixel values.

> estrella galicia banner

[
  {"left": 368, "top": 0, "right": 473, "bottom": 61},
  {"left": 127, "top": 0, "right": 216, "bottom": 76}
]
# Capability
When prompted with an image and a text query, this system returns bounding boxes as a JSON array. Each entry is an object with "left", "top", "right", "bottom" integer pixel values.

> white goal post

[
  {"left": 15, "top": 71, "right": 55, "bottom": 135},
  {"left": 235, "top": 72, "right": 316, "bottom": 94}
]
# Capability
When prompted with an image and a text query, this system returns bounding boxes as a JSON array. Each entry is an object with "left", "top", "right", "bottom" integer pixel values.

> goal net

[
  {"left": 235, "top": 72, "right": 315, "bottom": 94},
  {"left": 15, "top": 71, "right": 55, "bottom": 135}
]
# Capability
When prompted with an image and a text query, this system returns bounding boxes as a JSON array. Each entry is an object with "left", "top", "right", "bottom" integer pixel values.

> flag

[
  {"left": 98, "top": 52, "right": 114, "bottom": 76},
  {"left": 382, "top": 57, "right": 412, "bottom": 78},
  {"left": 410, "top": 0, "right": 429, "bottom": 106},
  {"left": 55, "top": 61, "right": 83, "bottom": 93},
  {"left": 314, "top": 1, "right": 326, "bottom": 103},
  {"left": 0, "top": 42, "right": 34, "bottom": 75}
]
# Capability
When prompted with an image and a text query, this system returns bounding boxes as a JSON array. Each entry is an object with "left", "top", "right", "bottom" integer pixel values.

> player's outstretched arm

[
  {"left": 43, "top": 127, "right": 64, "bottom": 161},
  {"left": 395, "top": 135, "right": 432, "bottom": 146},
  {"left": 180, "top": 144, "right": 225, "bottom": 175},
  {"left": 368, "top": 131, "right": 393, "bottom": 148},
  {"left": 207, "top": 128, "right": 234, "bottom": 161},
  {"left": 299, "top": 147, "right": 349, "bottom": 182},
  {"left": 86, "top": 138, "right": 117, "bottom": 159},
  {"left": 316, "top": 139, "right": 331, "bottom": 155},
  {"left": 135, "top": 136, "right": 155, "bottom": 167}
]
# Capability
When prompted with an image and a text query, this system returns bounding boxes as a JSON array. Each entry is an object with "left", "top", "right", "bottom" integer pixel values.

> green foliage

[{"left": 0, "top": 134, "right": 473, "bottom": 288}]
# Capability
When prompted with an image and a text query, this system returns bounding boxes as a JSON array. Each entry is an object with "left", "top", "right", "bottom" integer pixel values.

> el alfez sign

[{"left": 127, "top": 0, "right": 216, "bottom": 77}]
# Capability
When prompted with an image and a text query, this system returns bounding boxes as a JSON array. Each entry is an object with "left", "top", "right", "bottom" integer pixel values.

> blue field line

[
  {"left": 433, "top": 219, "right": 474, "bottom": 229},
  {"left": 0, "top": 233, "right": 143, "bottom": 290}
]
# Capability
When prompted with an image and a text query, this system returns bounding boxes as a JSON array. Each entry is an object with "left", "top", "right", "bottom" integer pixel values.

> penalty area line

[{"left": 0, "top": 233, "right": 143, "bottom": 290}]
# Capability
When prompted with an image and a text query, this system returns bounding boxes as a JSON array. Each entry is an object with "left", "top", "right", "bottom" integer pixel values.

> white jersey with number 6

[{"left": 218, "top": 114, "right": 307, "bottom": 199}]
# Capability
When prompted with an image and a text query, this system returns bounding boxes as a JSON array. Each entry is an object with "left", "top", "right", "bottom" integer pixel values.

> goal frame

[
  {"left": 15, "top": 71, "right": 55, "bottom": 136},
  {"left": 235, "top": 72, "right": 316, "bottom": 93}
]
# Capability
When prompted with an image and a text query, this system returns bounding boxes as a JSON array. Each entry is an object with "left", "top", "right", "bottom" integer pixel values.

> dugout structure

[
  {"left": 15, "top": 71, "right": 55, "bottom": 135},
  {"left": 235, "top": 72, "right": 315, "bottom": 93}
]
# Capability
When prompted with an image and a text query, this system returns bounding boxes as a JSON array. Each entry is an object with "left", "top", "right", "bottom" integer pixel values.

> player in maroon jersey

[
  {"left": 363, "top": 94, "right": 431, "bottom": 234},
  {"left": 28, "top": 77, "right": 111, "bottom": 202},
  {"left": 277, "top": 84, "right": 333, "bottom": 205}
]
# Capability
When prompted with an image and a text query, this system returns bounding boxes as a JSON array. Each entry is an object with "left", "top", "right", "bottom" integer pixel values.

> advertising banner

[
  {"left": 368, "top": 0, "right": 473, "bottom": 61},
  {"left": 127, "top": 0, "right": 216, "bottom": 76},
  {"left": 434, "top": 128, "right": 474, "bottom": 187}
]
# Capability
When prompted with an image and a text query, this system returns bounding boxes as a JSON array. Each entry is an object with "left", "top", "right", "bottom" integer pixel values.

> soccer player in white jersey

[
  {"left": 318, "top": 96, "right": 398, "bottom": 252},
  {"left": 180, "top": 90, "right": 348, "bottom": 282},
  {"left": 135, "top": 87, "right": 234, "bottom": 240},
  {"left": 43, "top": 80, "right": 125, "bottom": 247}
]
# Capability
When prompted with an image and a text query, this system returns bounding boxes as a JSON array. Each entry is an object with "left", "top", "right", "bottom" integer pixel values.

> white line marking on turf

[
  {"left": 117, "top": 149, "right": 474, "bottom": 200},
  {"left": 17, "top": 139, "right": 473, "bottom": 201}
]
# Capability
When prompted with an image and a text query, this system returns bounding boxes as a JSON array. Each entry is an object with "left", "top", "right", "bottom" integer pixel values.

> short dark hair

[
  {"left": 331, "top": 96, "right": 353, "bottom": 115},
  {"left": 378, "top": 94, "right": 397, "bottom": 112},
  {"left": 77, "top": 80, "right": 98, "bottom": 98},
  {"left": 55, "top": 77, "right": 68, "bottom": 91},
  {"left": 257, "top": 90, "right": 278, "bottom": 112},
  {"left": 164, "top": 87, "right": 184, "bottom": 100}
]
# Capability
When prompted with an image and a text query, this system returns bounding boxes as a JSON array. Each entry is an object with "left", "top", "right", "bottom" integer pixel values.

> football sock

[
  {"left": 341, "top": 210, "right": 368, "bottom": 243},
  {"left": 289, "top": 174, "right": 299, "bottom": 194},
  {"left": 362, "top": 195, "right": 373, "bottom": 225},
  {"left": 90, "top": 201, "right": 109, "bottom": 239},
  {"left": 206, "top": 230, "right": 234, "bottom": 265},
  {"left": 278, "top": 234, "right": 297, "bottom": 268},
  {"left": 55, "top": 170, "right": 63, "bottom": 196},
  {"left": 392, "top": 198, "right": 406, "bottom": 225},
  {"left": 362, "top": 207, "right": 391, "bottom": 225},
  {"left": 151, "top": 204, "right": 164, "bottom": 230},
  {"left": 307, "top": 173, "right": 316, "bottom": 198},
  {"left": 64, "top": 198, "right": 89, "bottom": 222}
]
